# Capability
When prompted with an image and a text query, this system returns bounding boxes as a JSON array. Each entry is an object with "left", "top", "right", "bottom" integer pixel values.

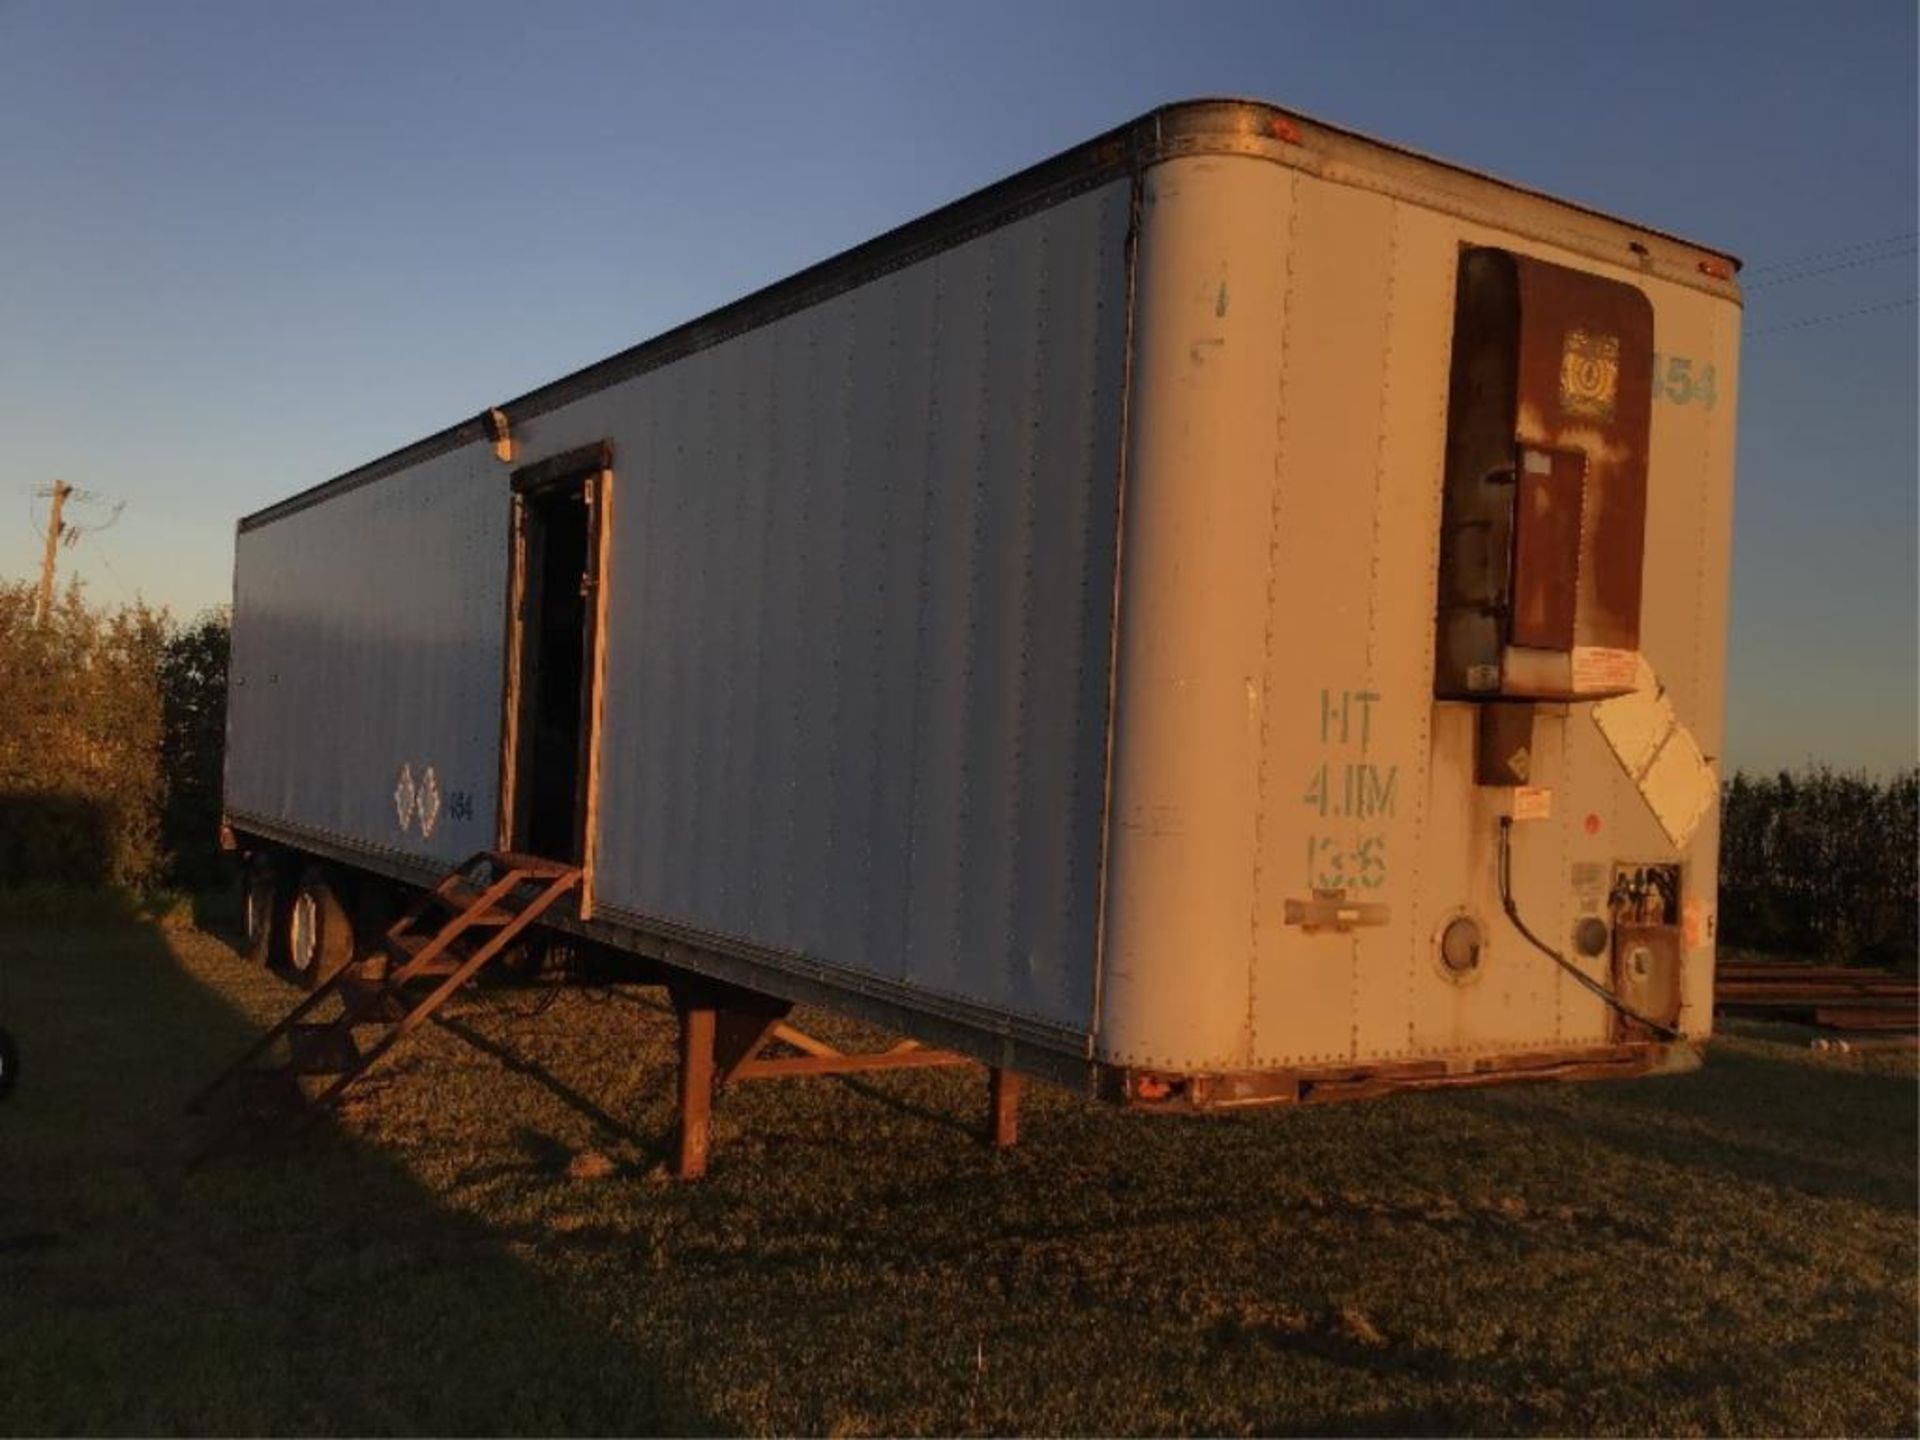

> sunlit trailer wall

[{"left": 225, "top": 98, "right": 1740, "bottom": 1106}]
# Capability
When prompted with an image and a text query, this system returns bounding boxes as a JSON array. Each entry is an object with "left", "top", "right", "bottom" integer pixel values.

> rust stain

[{"left": 1107, "top": 1040, "right": 1693, "bottom": 1110}]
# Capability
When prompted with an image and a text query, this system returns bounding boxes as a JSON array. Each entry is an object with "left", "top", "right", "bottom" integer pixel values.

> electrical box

[
  {"left": 1610, "top": 864, "right": 1685, "bottom": 1032},
  {"left": 1435, "top": 248, "right": 1655, "bottom": 702}
]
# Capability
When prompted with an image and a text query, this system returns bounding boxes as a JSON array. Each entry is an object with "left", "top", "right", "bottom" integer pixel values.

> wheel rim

[
  {"left": 290, "top": 891, "right": 317, "bottom": 973},
  {"left": 246, "top": 877, "right": 268, "bottom": 945}
]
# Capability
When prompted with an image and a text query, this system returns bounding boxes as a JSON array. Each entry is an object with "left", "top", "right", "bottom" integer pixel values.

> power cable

[
  {"left": 1745, "top": 244, "right": 1917, "bottom": 290},
  {"left": 1742, "top": 230, "right": 1917, "bottom": 276},
  {"left": 1747, "top": 295, "right": 1916, "bottom": 338},
  {"left": 1496, "top": 818, "right": 1681, "bottom": 1041},
  {"left": 86, "top": 545, "right": 137, "bottom": 605}
]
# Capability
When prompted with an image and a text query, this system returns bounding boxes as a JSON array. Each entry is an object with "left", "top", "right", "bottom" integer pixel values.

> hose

[{"left": 1496, "top": 817, "right": 1682, "bottom": 1041}]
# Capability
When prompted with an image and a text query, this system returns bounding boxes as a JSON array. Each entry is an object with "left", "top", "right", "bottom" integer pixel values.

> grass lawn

[{"left": 1, "top": 914, "right": 1914, "bottom": 1436}]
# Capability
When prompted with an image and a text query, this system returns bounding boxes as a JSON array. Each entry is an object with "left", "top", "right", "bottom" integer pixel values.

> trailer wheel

[
  {"left": 241, "top": 853, "right": 290, "bottom": 967},
  {"left": 0, "top": 1026, "right": 16, "bottom": 1101},
  {"left": 288, "top": 866, "right": 355, "bottom": 990},
  {"left": 501, "top": 935, "right": 551, "bottom": 982}
]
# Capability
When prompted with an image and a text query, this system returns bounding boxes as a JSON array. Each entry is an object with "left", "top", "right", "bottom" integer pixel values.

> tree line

[
  {"left": 0, "top": 582, "right": 1913, "bottom": 964},
  {"left": 1719, "top": 767, "right": 1917, "bottom": 966}
]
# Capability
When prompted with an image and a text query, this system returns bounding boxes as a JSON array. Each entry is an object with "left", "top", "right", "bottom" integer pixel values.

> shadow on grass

[
  {"left": 448, "top": 983, "right": 986, "bottom": 1147},
  {"left": 1457, "top": 1035, "right": 1920, "bottom": 1214},
  {"left": 6, "top": 904, "right": 1913, "bottom": 1437},
  {"left": 0, "top": 910, "right": 711, "bottom": 1435},
  {"left": 433, "top": 1011, "right": 668, "bottom": 1163}
]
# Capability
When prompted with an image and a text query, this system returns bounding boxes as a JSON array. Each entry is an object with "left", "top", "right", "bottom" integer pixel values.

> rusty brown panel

[
  {"left": 1475, "top": 701, "right": 1538, "bottom": 787},
  {"left": 1434, "top": 248, "right": 1522, "bottom": 697},
  {"left": 1511, "top": 257, "right": 1654, "bottom": 652},
  {"left": 1613, "top": 923, "right": 1684, "bottom": 1030},
  {"left": 1509, "top": 446, "right": 1586, "bottom": 649}
]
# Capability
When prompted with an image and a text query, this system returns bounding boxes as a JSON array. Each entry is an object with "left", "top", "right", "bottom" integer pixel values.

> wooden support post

[
  {"left": 675, "top": 1001, "right": 716, "bottom": 1180},
  {"left": 988, "top": 1066, "right": 1022, "bottom": 1149},
  {"left": 35, "top": 479, "right": 70, "bottom": 625}
]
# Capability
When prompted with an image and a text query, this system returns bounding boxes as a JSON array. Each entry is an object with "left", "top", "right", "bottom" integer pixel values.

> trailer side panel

[
  {"left": 566, "top": 181, "right": 1133, "bottom": 1029},
  {"left": 226, "top": 442, "right": 507, "bottom": 867}
]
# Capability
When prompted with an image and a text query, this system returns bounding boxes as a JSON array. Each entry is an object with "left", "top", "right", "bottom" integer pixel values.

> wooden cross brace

[{"left": 666, "top": 974, "right": 1023, "bottom": 1179}]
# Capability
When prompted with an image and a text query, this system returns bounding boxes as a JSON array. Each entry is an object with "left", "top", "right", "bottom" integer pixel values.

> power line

[
  {"left": 1747, "top": 295, "right": 1916, "bottom": 338},
  {"left": 29, "top": 481, "right": 126, "bottom": 620},
  {"left": 1746, "top": 244, "right": 1917, "bottom": 291},
  {"left": 1743, "top": 230, "right": 1917, "bottom": 277}
]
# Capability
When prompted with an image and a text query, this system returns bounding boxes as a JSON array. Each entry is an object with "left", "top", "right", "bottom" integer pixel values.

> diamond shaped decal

[
  {"left": 418, "top": 766, "right": 442, "bottom": 839},
  {"left": 394, "top": 762, "right": 417, "bottom": 832}
]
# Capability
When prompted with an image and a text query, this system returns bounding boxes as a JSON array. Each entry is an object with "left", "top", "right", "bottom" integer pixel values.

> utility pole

[{"left": 35, "top": 479, "right": 71, "bottom": 624}]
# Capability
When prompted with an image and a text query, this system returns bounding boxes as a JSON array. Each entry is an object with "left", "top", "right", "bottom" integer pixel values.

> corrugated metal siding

[
  {"left": 225, "top": 442, "right": 507, "bottom": 867},
  {"left": 573, "top": 181, "right": 1132, "bottom": 1029}
]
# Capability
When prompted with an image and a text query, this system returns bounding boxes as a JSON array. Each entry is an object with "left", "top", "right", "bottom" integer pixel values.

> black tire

[
  {"left": 351, "top": 880, "right": 402, "bottom": 965},
  {"left": 288, "top": 865, "right": 356, "bottom": 991},
  {"left": 501, "top": 936, "right": 552, "bottom": 983},
  {"left": 241, "top": 853, "right": 290, "bottom": 967},
  {"left": 0, "top": 1026, "right": 16, "bottom": 1101}
]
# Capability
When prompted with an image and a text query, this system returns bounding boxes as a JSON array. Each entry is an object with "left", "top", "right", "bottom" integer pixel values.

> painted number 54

[{"left": 1651, "top": 352, "right": 1717, "bottom": 409}]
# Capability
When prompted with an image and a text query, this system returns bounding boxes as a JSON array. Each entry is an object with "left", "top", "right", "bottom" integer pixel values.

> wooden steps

[{"left": 188, "top": 851, "right": 583, "bottom": 1139}]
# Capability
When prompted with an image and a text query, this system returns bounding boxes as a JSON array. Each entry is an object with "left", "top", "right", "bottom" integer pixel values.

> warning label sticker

[
  {"left": 1572, "top": 646, "right": 1640, "bottom": 693},
  {"left": 1570, "top": 860, "right": 1607, "bottom": 913},
  {"left": 1511, "top": 786, "right": 1553, "bottom": 822}
]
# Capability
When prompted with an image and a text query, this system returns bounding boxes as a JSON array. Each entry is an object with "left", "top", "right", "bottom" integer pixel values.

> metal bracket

[{"left": 484, "top": 407, "right": 514, "bottom": 463}]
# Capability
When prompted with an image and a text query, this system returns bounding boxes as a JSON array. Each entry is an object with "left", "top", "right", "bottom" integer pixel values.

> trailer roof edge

[{"left": 240, "top": 97, "right": 1740, "bottom": 534}]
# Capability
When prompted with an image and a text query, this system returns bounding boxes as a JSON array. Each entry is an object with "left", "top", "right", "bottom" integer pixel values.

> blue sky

[{"left": 1, "top": 1, "right": 1913, "bottom": 774}]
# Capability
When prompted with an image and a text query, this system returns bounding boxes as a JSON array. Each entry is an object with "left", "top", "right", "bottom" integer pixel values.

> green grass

[{"left": 0, "top": 916, "right": 1913, "bottom": 1436}]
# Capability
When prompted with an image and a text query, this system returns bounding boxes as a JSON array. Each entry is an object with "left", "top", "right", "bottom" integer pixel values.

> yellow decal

[{"left": 1560, "top": 328, "right": 1620, "bottom": 420}]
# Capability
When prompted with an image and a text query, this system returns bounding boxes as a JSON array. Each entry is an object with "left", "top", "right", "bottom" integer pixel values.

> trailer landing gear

[
  {"left": 667, "top": 975, "right": 1025, "bottom": 1180},
  {"left": 194, "top": 848, "right": 1030, "bottom": 1177}
]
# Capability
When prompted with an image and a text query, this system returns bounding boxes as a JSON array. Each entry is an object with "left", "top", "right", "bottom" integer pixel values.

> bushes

[
  {"left": 0, "top": 581, "right": 228, "bottom": 893},
  {"left": 1719, "top": 767, "right": 1919, "bottom": 966},
  {"left": 0, "top": 583, "right": 167, "bottom": 887}
]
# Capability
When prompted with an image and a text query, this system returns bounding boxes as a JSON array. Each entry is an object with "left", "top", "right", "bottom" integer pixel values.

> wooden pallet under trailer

[{"left": 187, "top": 849, "right": 1024, "bottom": 1178}]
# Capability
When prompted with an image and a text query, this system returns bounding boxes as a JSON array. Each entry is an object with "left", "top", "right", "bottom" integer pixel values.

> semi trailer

[{"left": 207, "top": 98, "right": 1741, "bottom": 1174}]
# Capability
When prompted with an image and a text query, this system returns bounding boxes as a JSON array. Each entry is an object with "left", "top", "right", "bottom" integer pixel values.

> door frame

[{"left": 496, "top": 439, "right": 614, "bottom": 916}]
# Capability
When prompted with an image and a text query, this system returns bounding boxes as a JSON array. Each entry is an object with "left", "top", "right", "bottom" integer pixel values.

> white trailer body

[{"left": 226, "top": 100, "right": 1740, "bottom": 1105}]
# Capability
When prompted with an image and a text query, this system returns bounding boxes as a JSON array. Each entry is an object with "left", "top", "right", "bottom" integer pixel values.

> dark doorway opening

[{"left": 506, "top": 466, "right": 600, "bottom": 864}]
